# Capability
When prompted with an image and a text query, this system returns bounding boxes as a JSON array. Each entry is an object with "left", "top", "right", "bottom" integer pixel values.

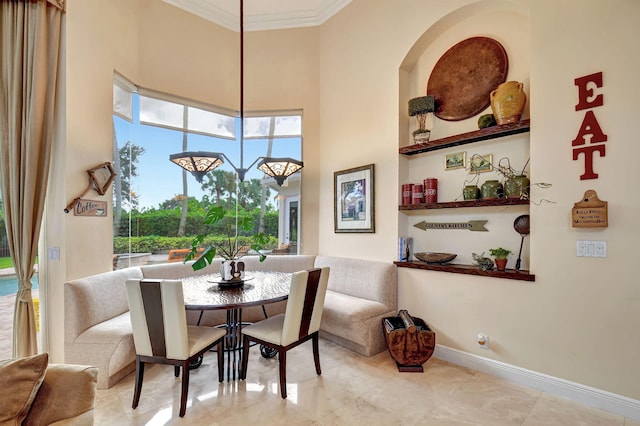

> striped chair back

[
  {"left": 281, "top": 267, "right": 329, "bottom": 346},
  {"left": 126, "top": 279, "right": 190, "bottom": 360}
]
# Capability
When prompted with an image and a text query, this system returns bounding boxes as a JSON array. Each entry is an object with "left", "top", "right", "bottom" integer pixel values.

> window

[{"left": 112, "top": 77, "right": 303, "bottom": 269}]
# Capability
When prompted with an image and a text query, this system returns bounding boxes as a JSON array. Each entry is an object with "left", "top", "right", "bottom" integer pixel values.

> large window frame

[{"left": 112, "top": 76, "right": 303, "bottom": 268}]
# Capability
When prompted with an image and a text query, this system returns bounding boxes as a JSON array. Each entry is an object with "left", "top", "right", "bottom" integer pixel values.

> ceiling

[{"left": 161, "top": 0, "right": 352, "bottom": 31}]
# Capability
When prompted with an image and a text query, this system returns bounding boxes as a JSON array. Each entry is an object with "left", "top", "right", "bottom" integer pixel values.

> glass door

[{"left": 285, "top": 198, "right": 299, "bottom": 254}]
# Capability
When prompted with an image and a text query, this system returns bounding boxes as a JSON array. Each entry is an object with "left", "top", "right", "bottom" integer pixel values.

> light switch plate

[
  {"left": 47, "top": 246, "right": 60, "bottom": 261},
  {"left": 576, "top": 240, "right": 607, "bottom": 257}
]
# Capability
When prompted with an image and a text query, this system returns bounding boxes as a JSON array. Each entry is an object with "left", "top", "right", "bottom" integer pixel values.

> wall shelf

[
  {"left": 398, "top": 119, "right": 533, "bottom": 281},
  {"left": 399, "top": 119, "right": 530, "bottom": 156},
  {"left": 399, "top": 198, "right": 529, "bottom": 211},
  {"left": 395, "top": 261, "right": 535, "bottom": 282}
]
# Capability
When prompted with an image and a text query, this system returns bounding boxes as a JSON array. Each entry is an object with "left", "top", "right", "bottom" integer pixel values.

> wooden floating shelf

[
  {"left": 399, "top": 119, "right": 530, "bottom": 156},
  {"left": 399, "top": 198, "right": 529, "bottom": 210},
  {"left": 395, "top": 261, "right": 535, "bottom": 282}
]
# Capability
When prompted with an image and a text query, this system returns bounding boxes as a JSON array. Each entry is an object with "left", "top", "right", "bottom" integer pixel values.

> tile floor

[
  {"left": 94, "top": 339, "right": 640, "bottom": 425},
  {"left": 1, "top": 290, "right": 637, "bottom": 425}
]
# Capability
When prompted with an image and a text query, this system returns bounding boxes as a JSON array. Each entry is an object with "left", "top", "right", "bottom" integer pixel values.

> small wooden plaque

[
  {"left": 572, "top": 190, "right": 607, "bottom": 228},
  {"left": 74, "top": 199, "right": 107, "bottom": 217}
]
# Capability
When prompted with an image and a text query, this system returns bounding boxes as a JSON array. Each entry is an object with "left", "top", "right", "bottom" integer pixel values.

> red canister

[
  {"left": 424, "top": 178, "right": 438, "bottom": 203},
  {"left": 412, "top": 184, "right": 424, "bottom": 204},
  {"left": 402, "top": 184, "right": 414, "bottom": 205}
]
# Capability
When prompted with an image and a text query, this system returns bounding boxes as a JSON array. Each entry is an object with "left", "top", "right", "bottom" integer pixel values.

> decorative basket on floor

[{"left": 382, "top": 310, "right": 436, "bottom": 372}]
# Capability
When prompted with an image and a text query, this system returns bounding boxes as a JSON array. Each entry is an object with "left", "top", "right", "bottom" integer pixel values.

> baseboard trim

[{"left": 434, "top": 344, "right": 640, "bottom": 421}]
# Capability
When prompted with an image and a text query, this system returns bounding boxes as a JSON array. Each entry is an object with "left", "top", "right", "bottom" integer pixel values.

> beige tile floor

[
  {"left": 1, "top": 289, "right": 637, "bottom": 425},
  {"left": 94, "top": 339, "right": 640, "bottom": 425}
]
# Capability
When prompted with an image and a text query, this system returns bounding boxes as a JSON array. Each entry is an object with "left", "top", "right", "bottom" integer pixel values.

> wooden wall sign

[
  {"left": 65, "top": 162, "right": 116, "bottom": 213},
  {"left": 73, "top": 199, "right": 107, "bottom": 217},
  {"left": 572, "top": 190, "right": 607, "bottom": 227},
  {"left": 414, "top": 220, "right": 488, "bottom": 232}
]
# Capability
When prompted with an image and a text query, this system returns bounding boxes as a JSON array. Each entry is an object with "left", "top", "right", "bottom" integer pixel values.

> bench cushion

[
  {"left": 65, "top": 312, "right": 135, "bottom": 389},
  {"left": 320, "top": 290, "right": 394, "bottom": 356}
]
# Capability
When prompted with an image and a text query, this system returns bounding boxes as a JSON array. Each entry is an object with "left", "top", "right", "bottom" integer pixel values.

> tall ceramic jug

[{"left": 490, "top": 81, "right": 526, "bottom": 125}]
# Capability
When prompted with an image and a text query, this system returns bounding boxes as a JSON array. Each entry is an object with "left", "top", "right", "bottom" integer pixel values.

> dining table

[{"left": 181, "top": 270, "right": 292, "bottom": 380}]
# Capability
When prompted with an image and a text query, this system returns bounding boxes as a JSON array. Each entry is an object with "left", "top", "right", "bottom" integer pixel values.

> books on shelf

[{"left": 398, "top": 237, "right": 413, "bottom": 261}]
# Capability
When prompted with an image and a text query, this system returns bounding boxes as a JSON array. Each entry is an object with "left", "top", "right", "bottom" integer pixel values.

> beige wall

[
  {"left": 48, "top": 0, "right": 638, "bottom": 402},
  {"left": 317, "top": 0, "right": 639, "bottom": 401},
  {"left": 43, "top": 0, "right": 141, "bottom": 361}
]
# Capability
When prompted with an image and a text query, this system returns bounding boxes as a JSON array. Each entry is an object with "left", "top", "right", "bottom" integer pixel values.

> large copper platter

[{"left": 427, "top": 37, "right": 508, "bottom": 121}]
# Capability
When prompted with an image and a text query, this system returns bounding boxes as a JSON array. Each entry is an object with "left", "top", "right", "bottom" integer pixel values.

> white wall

[{"left": 317, "top": 0, "right": 640, "bottom": 401}]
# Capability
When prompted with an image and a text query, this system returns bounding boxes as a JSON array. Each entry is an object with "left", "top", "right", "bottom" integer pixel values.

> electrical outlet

[{"left": 477, "top": 333, "right": 490, "bottom": 349}]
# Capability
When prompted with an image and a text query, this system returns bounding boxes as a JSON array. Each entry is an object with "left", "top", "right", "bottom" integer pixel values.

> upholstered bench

[{"left": 64, "top": 255, "right": 397, "bottom": 389}]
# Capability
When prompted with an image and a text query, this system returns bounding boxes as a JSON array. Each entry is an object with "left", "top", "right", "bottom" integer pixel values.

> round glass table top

[{"left": 181, "top": 271, "right": 292, "bottom": 310}]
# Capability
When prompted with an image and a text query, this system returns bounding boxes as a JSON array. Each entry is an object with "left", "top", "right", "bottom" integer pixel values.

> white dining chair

[
  {"left": 125, "top": 279, "right": 226, "bottom": 417},
  {"left": 240, "top": 267, "right": 330, "bottom": 398}
]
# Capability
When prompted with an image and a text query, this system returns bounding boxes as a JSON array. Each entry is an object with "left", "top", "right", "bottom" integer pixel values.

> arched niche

[{"left": 398, "top": 0, "right": 530, "bottom": 143}]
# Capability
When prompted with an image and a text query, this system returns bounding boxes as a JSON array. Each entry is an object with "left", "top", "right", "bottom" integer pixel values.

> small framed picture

[
  {"left": 469, "top": 154, "right": 493, "bottom": 173},
  {"left": 334, "top": 164, "right": 375, "bottom": 233},
  {"left": 445, "top": 152, "right": 466, "bottom": 170}
]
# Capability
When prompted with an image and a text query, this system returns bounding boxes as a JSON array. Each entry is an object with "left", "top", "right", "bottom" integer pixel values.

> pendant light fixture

[{"left": 170, "top": 0, "right": 303, "bottom": 186}]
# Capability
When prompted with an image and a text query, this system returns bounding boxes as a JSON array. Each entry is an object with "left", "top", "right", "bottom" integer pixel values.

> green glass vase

[
  {"left": 481, "top": 180, "right": 503, "bottom": 199},
  {"left": 463, "top": 185, "right": 480, "bottom": 200},
  {"left": 504, "top": 175, "right": 530, "bottom": 199}
]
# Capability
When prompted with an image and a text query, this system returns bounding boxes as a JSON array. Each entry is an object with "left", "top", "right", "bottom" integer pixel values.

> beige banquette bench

[{"left": 64, "top": 255, "right": 397, "bottom": 389}]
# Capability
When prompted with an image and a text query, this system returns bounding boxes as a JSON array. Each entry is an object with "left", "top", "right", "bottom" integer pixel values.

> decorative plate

[
  {"left": 414, "top": 252, "right": 457, "bottom": 264},
  {"left": 427, "top": 37, "right": 508, "bottom": 121}
]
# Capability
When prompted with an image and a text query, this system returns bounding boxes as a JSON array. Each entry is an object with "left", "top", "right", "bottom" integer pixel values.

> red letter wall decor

[{"left": 573, "top": 72, "right": 606, "bottom": 180}]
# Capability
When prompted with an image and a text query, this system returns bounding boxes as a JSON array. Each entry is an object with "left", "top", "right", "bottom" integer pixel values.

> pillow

[{"left": 0, "top": 353, "right": 49, "bottom": 426}]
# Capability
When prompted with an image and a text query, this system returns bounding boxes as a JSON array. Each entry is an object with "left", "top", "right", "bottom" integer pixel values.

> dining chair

[
  {"left": 240, "top": 267, "right": 330, "bottom": 398},
  {"left": 125, "top": 279, "right": 225, "bottom": 417}
]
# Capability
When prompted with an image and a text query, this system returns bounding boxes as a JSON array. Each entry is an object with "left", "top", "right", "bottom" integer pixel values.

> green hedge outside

[
  {"left": 113, "top": 235, "right": 278, "bottom": 254},
  {"left": 114, "top": 209, "right": 279, "bottom": 238}
]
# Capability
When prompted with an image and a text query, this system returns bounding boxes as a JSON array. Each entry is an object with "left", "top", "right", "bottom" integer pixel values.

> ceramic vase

[
  {"left": 504, "top": 175, "right": 530, "bottom": 199},
  {"left": 481, "top": 180, "right": 503, "bottom": 199},
  {"left": 463, "top": 185, "right": 480, "bottom": 200},
  {"left": 490, "top": 81, "right": 527, "bottom": 125},
  {"left": 220, "top": 260, "right": 245, "bottom": 281}
]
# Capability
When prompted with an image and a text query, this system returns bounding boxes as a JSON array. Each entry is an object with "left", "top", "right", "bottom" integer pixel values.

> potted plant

[
  {"left": 409, "top": 95, "right": 435, "bottom": 143},
  {"left": 488, "top": 247, "right": 512, "bottom": 271},
  {"left": 185, "top": 205, "right": 269, "bottom": 275}
]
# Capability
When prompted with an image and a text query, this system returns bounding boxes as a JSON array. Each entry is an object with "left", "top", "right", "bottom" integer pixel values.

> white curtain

[{"left": 0, "top": 0, "right": 64, "bottom": 358}]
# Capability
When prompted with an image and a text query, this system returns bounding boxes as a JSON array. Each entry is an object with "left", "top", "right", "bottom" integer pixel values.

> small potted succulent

[{"left": 488, "top": 247, "right": 512, "bottom": 271}]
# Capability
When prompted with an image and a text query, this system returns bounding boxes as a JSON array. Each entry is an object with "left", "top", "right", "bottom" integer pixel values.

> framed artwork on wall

[
  {"left": 469, "top": 154, "right": 493, "bottom": 173},
  {"left": 334, "top": 164, "right": 375, "bottom": 233},
  {"left": 445, "top": 152, "right": 466, "bottom": 170}
]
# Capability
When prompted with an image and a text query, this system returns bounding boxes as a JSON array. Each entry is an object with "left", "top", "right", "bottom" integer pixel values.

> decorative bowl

[{"left": 414, "top": 252, "right": 457, "bottom": 264}]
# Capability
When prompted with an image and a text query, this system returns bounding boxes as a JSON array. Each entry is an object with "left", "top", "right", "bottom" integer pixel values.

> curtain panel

[{"left": 0, "top": 0, "right": 64, "bottom": 357}]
